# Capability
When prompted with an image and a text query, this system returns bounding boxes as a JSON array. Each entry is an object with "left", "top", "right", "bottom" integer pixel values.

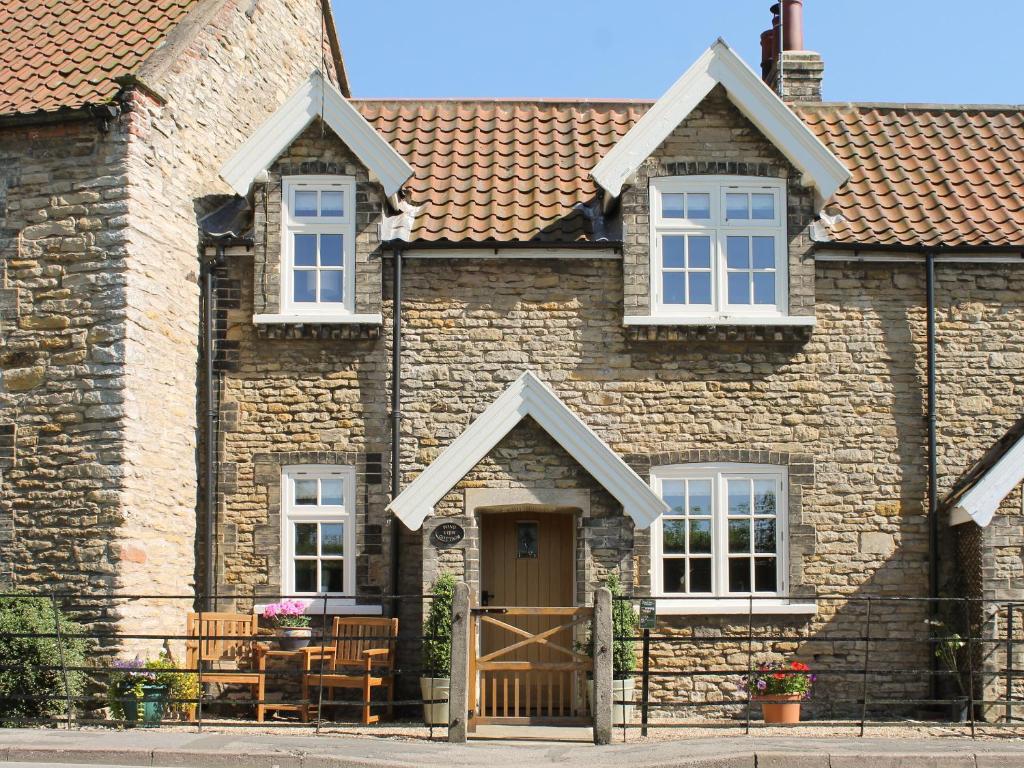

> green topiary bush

[
  {"left": 422, "top": 573, "right": 456, "bottom": 677},
  {"left": 0, "top": 596, "right": 87, "bottom": 724},
  {"left": 606, "top": 573, "right": 638, "bottom": 678}
]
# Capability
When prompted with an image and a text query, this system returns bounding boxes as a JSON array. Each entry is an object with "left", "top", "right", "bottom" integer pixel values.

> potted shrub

[
  {"left": 144, "top": 652, "right": 199, "bottom": 722},
  {"left": 584, "top": 573, "right": 639, "bottom": 725},
  {"left": 421, "top": 573, "right": 455, "bottom": 725},
  {"left": 746, "top": 659, "right": 815, "bottom": 724},
  {"left": 264, "top": 599, "right": 312, "bottom": 650},
  {"left": 108, "top": 657, "right": 169, "bottom": 727},
  {"left": 932, "top": 620, "right": 968, "bottom": 722}
]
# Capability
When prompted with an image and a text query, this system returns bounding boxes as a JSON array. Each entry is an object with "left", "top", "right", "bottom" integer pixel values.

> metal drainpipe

[
  {"left": 203, "top": 243, "right": 224, "bottom": 611},
  {"left": 390, "top": 246, "right": 403, "bottom": 614},
  {"left": 926, "top": 251, "right": 939, "bottom": 697}
]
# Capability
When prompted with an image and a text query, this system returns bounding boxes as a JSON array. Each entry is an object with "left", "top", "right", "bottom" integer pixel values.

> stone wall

[
  {"left": 0, "top": 0, "right": 340, "bottom": 647},
  {"left": 621, "top": 85, "right": 817, "bottom": 319},
  {"left": 214, "top": 243, "right": 1024, "bottom": 713}
]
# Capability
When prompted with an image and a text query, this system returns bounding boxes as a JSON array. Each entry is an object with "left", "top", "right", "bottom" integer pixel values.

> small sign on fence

[{"left": 638, "top": 598, "right": 657, "bottom": 630}]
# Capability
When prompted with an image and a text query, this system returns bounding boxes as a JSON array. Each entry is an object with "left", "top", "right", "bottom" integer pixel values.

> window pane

[
  {"left": 294, "top": 190, "right": 317, "bottom": 217},
  {"left": 663, "top": 520, "right": 686, "bottom": 554},
  {"left": 754, "top": 480, "right": 778, "bottom": 515},
  {"left": 321, "top": 190, "right": 344, "bottom": 217},
  {"left": 320, "top": 270, "right": 343, "bottom": 303},
  {"left": 729, "top": 558, "right": 752, "bottom": 592},
  {"left": 754, "top": 519, "right": 777, "bottom": 554},
  {"left": 727, "top": 272, "right": 750, "bottom": 305},
  {"left": 662, "top": 193, "right": 685, "bottom": 219},
  {"left": 662, "top": 235, "right": 685, "bottom": 269},
  {"left": 294, "top": 234, "right": 317, "bottom": 266},
  {"left": 728, "top": 479, "right": 751, "bottom": 515},
  {"left": 689, "top": 480, "right": 712, "bottom": 516},
  {"left": 320, "top": 234, "right": 343, "bottom": 267},
  {"left": 663, "top": 559, "right": 686, "bottom": 593},
  {"left": 321, "top": 479, "right": 343, "bottom": 506},
  {"left": 321, "top": 523, "right": 344, "bottom": 555},
  {"left": 688, "top": 235, "right": 711, "bottom": 269},
  {"left": 752, "top": 236, "right": 775, "bottom": 269},
  {"left": 726, "top": 193, "right": 748, "bottom": 220},
  {"left": 516, "top": 522, "right": 539, "bottom": 559},
  {"left": 753, "top": 272, "right": 775, "bottom": 305},
  {"left": 754, "top": 558, "right": 777, "bottom": 592},
  {"left": 751, "top": 193, "right": 775, "bottom": 220},
  {"left": 726, "top": 236, "right": 749, "bottom": 269},
  {"left": 295, "top": 479, "right": 318, "bottom": 505},
  {"left": 689, "top": 520, "right": 712, "bottom": 553},
  {"left": 663, "top": 481, "right": 686, "bottom": 513},
  {"left": 689, "top": 559, "right": 712, "bottom": 593},
  {"left": 293, "top": 270, "right": 316, "bottom": 303},
  {"left": 294, "top": 523, "right": 317, "bottom": 555},
  {"left": 321, "top": 560, "right": 344, "bottom": 593},
  {"left": 294, "top": 560, "right": 316, "bottom": 592},
  {"left": 688, "top": 272, "right": 711, "bottom": 305},
  {"left": 688, "top": 193, "right": 711, "bottom": 219},
  {"left": 663, "top": 272, "right": 686, "bottom": 305},
  {"left": 728, "top": 520, "right": 750, "bottom": 553}
]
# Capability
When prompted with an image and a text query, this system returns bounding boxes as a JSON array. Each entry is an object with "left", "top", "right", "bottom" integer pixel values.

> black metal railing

[{"left": 0, "top": 592, "right": 450, "bottom": 736}]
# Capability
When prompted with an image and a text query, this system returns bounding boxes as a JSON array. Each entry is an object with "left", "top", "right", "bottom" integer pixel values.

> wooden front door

[{"left": 475, "top": 511, "right": 588, "bottom": 723}]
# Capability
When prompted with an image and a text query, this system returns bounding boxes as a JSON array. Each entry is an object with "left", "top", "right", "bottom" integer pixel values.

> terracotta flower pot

[{"left": 755, "top": 692, "right": 803, "bottom": 724}]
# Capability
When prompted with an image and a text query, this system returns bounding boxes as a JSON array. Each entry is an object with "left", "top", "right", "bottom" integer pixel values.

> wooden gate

[{"left": 469, "top": 606, "right": 593, "bottom": 726}]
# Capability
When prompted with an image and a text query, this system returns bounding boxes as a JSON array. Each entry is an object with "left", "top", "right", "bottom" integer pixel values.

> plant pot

[
  {"left": 121, "top": 691, "right": 140, "bottom": 725},
  {"left": 275, "top": 626, "right": 312, "bottom": 651},
  {"left": 755, "top": 693, "right": 802, "bottom": 724},
  {"left": 587, "top": 677, "right": 636, "bottom": 725},
  {"left": 420, "top": 677, "right": 450, "bottom": 725},
  {"left": 140, "top": 683, "right": 169, "bottom": 727}
]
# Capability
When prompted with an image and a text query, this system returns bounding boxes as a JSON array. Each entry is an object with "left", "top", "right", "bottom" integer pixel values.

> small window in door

[{"left": 516, "top": 521, "right": 539, "bottom": 559}]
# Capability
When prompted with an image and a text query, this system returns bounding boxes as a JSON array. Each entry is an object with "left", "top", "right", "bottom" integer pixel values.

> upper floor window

[
  {"left": 651, "top": 464, "right": 787, "bottom": 598},
  {"left": 281, "top": 464, "right": 356, "bottom": 596},
  {"left": 281, "top": 176, "right": 355, "bottom": 315},
  {"left": 650, "top": 176, "right": 787, "bottom": 317}
]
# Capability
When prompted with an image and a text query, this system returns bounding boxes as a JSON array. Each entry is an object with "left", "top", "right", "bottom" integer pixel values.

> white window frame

[
  {"left": 650, "top": 176, "right": 788, "bottom": 319},
  {"left": 650, "top": 464, "right": 807, "bottom": 614},
  {"left": 281, "top": 175, "right": 356, "bottom": 316},
  {"left": 280, "top": 464, "right": 357, "bottom": 598}
]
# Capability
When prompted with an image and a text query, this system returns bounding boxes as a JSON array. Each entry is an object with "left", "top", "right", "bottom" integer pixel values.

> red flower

[
  {"left": 791, "top": 661, "right": 809, "bottom": 671},
  {"left": 772, "top": 672, "right": 787, "bottom": 680}
]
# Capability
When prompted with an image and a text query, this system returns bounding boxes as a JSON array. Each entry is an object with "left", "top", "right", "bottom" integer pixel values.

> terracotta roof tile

[
  {"left": 0, "top": 0, "right": 199, "bottom": 116},
  {"left": 797, "top": 103, "right": 1024, "bottom": 248},
  {"left": 360, "top": 99, "right": 1024, "bottom": 248},
  {"left": 357, "top": 99, "right": 650, "bottom": 243}
]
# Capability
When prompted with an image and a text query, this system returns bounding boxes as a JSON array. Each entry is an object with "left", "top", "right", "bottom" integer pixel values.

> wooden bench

[
  {"left": 301, "top": 617, "right": 398, "bottom": 724},
  {"left": 185, "top": 612, "right": 268, "bottom": 721}
]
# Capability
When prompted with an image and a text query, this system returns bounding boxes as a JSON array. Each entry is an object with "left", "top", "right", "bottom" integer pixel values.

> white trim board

[
  {"left": 591, "top": 39, "right": 850, "bottom": 207},
  {"left": 253, "top": 313, "right": 383, "bottom": 325},
  {"left": 950, "top": 433, "right": 1024, "bottom": 528},
  {"left": 815, "top": 249, "right": 1024, "bottom": 264},
  {"left": 398, "top": 248, "right": 622, "bottom": 260},
  {"left": 220, "top": 71, "right": 413, "bottom": 198},
  {"left": 387, "top": 371, "right": 668, "bottom": 530},
  {"left": 624, "top": 315, "right": 815, "bottom": 327}
]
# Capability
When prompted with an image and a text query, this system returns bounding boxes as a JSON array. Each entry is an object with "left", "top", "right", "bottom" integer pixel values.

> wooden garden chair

[
  {"left": 184, "top": 612, "right": 268, "bottom": 721},
  {"left": 300, "top": 617, "right": 399, "bottom": 724}
]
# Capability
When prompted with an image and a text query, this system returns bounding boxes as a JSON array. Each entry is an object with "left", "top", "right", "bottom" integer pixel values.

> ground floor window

[
  {"left": 650, "top": 464, "right": 786, "bottom": 597},
  {"left": 281, "top": 465, "right": 356, "bottom": 596}
]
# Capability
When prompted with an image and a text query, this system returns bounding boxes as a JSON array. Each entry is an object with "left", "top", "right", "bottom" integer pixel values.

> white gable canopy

[
  {"left": 591, "top": 39, "right": 851, "bottom": 206},
  {"left": 219, "top": 71, "right": 413, "bottom": 198},
  {"left": 387, "top": 371, "right": 669, "bottom": 530},
  {"left": 949, "top": 424, "right": 1024, "bottom": 528}
]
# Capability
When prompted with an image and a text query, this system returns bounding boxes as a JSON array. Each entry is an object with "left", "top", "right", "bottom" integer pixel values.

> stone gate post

[
  {"left": 448, "top": 581, "right": 471, "bottom": 743},
  {"left": 593, "top": 586, "right": 613, "bottom": 745}
]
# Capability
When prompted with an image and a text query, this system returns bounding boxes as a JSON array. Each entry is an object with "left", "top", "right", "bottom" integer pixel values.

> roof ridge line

[{"left": 803, "top": 100, "right": 1024, "bottom": 113}]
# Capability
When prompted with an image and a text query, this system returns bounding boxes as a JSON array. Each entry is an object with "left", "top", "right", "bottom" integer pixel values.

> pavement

[{"left": 1, "top": 727, "right": 1024, "bottom": 768}]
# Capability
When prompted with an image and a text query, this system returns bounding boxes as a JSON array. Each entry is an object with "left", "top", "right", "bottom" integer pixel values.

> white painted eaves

[
  {"left": 387, "top": 371, "right": 669, "bottom": 530},
  {"left": 950, "top": 433, "right": 1024, "bottom": 527},
  {"left": 591, "top": 39, "right": 851, "bottom": 206},
  {"left": 219, "top": 71, "right": 413, "bottom": 197}
]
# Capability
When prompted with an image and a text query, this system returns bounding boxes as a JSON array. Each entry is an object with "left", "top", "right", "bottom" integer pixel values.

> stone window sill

[
  {"left": 623, "top": 315, "right": 816, "bottom": 328},
  {"left": 253, "top": 313, "right": 383, "bottom": 325},
  {"left": 255, "top": 599, "right": 383, "bottom": 616},
  {"left": 651, "top": 599, "right": 818, "bottom": 616}
]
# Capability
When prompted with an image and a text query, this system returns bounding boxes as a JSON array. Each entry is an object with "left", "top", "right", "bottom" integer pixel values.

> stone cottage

[
  {"left": 0, "top": 0, "right": 347, "bottom": 644},
  {"left": 3, "top": 0, "right": 1024, "bottom": 720}
]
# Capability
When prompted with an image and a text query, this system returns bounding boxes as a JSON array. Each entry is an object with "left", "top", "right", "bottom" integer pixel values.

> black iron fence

[
  {"left": 612, "top": 594, "right": 1024, "bottom": 740},
  {"left": 0, "top": 592, "right": 449, "bottom": 735}
]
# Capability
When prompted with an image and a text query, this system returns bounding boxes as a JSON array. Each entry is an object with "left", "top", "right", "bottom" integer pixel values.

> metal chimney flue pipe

[{"left": 781, "top": 0, "right": 804, "bottom": 51}]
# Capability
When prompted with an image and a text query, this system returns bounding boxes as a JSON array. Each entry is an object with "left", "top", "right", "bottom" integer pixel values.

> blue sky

[{"left": 331, "top": 1, "right": 1022, "bottom": 104}]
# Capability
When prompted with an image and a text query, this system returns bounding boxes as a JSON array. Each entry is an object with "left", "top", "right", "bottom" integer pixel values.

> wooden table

[{"left": 256, "top": 647, "right": 334, "bottom": 722}]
